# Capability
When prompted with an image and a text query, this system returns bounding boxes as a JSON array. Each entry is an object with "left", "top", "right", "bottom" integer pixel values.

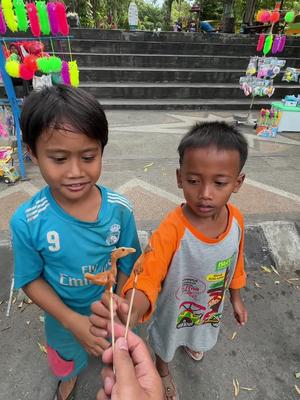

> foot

[
  {"left": 161, "top": 373, "right": 177, "bottom": 400},
  {"left": 183, "top": 346, "right": 204, "bottom": 361},
  {"left": 55, "top": 377, "right": 77, "bottom": 400}
]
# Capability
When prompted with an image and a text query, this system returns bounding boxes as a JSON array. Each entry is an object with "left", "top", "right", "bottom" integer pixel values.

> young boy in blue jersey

[{"left": 10, "top": 85, "right": 141, "bottom": 400}]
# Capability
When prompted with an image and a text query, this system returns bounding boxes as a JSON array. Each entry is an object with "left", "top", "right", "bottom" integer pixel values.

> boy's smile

[
  {"left": 177, "top": 146, "right": 245, "bottom": 224},
  {"left": 30, "top": 125, "right": 103, "bottom": 211}
]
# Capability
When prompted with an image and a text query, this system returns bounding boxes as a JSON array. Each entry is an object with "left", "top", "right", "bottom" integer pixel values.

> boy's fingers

[{"left": 90, "top": 326, "right": 108, "bottom": 338}]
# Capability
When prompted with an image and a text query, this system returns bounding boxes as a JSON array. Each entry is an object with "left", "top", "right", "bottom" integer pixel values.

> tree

[{"left": 162, "top": 0, "right": 175, "bottom": 29}]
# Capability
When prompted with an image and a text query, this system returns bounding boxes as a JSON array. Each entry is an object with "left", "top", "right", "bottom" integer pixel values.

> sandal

[
  {"left": 161, "top": 373, "right": 178, "bottom": 400},
  {"left": 183, "top": 346, "right": 204, "bottom": 361},
  {"left": 53, "top": 379, "right": 77, "bottom": 400}
]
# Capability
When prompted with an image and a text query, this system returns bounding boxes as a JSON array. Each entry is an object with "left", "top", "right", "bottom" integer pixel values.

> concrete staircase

[{"left": 3, "top": 28, "right": 300, "bottom": 110}]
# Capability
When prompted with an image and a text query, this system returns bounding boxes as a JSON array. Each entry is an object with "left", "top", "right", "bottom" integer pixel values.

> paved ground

[{"left": 0, "top": 110, "right": 300, "bottom": 400}]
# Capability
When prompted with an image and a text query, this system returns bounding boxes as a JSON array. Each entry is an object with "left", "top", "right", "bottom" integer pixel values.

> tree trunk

[
  {"left": 163, "top": 0, "right": 174, "bottom": 30},
  {"left": 222, "top": 0, "right": 235, "bottom": 33},
  {"left": 243, "top": 0, "right": 257, "bottom": 25}
]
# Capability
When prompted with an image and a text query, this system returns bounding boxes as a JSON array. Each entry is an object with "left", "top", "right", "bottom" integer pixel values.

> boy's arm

[{"left": 229, "top": 288, "right": 247, "bottom": 326}]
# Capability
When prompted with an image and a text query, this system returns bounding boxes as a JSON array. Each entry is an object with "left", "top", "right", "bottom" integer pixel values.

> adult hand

[
  {"left": 97, "top": 323, "right": 164, "bottom": 400},
  {"left": 68, "top": 313, "right": 111, "bottom": 357}
]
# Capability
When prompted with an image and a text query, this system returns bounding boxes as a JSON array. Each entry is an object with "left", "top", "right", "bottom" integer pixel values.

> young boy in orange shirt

[{"left": 90, "top": 121, "right": 248, "bottom": 400}]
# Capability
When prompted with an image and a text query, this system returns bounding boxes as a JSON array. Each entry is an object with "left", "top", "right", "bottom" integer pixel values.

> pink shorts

[{"left": 46, "top": 345, "right": 86, "bottom": 381}]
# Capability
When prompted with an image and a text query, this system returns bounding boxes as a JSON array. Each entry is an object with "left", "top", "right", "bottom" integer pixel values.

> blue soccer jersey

[{"left": 10, "top": 185, "right": 141, "bottom": 311}]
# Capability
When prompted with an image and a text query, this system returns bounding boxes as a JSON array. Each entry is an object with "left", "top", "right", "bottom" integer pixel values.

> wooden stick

[
  {"left": 109, "top": 285, "right": 115, "bottom": 353},
  {"left": 125, "top": 274, "right": 138, "bottom": 339}
]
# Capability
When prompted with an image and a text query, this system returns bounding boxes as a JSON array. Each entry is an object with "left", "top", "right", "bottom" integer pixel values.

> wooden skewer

[
  {"left": 109, "top": 285, "right": 115, "bottom": 353},
  {"left": 125, "top": 274, "right": 138, "bottom": 339}
]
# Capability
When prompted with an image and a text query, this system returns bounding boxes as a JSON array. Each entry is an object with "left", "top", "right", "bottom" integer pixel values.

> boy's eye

[
  {"left": 51, "top": 157, "right": 66, "bottom": 163},
  {"left": 82, "top": 155, "right": 95, "bottom": 161},
  {"left": 215, "top": 181, "right": 227, "bottom": 187},
  {"left": 187, "top": 179, "right": 199, "bottom": 185}
]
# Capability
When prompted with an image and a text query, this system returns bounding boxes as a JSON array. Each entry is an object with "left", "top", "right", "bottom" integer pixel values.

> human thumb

[{"left": 114, "top": 337, "right": 138, "bottom": 387}]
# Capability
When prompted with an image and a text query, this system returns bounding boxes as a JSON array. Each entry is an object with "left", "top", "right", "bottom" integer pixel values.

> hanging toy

[
  {"left": 270, "top": 10, "right": 280, "bottom": 24},
  {"left": 37, "top": 56, "right": 51, "bottom": 73},
  {"left": 36, "top": 1, "right": 50, "bottom": 35},
  {"left": 23, "top": 55, "right": 38, "bottom": 73},
  {"left": 261, "top": 10, "right": 271, "bottom": 23},
  {"left": 277, "top": 35, "right": 286, "bottom": 53},
  {"left": 271, "top": 35, "right": 280, "bottom": 54},
  {"left": 13, "top": 0, "right": 28, "bottom": 32},
  {"left": 256, "top": 34, "right": 265, "bottom": 52},
  {"left": 56, "top": 1, "right": 69, "bottom": 36},
  {"left": 0, "top": 7, "right": 7, "bottom": 34},
  {"left": 48, "top": 56, "right": 62, "bottom": 72},
  {"left": 26, "top": 3, "right": 41, "bottom": 37},
  {"left": 47, "top": 2, "right": 59, "bottom": 35},
  {"left": 5, "top": 60, "right": 20, "bottom": 77},
  {"left": 2, "top": 0, "right": 18, "bottom": 32},
  {"left": 68, "top": 60, "right": 79, "bottom": 87},
  {"left": 61, "top": 60, "right": 71, "bottom": 85},
  {"left": 263, "top": 34, "right": 273, "bottom": 56},
  {"left": 256, "top": 10, "right": 264, "bottom": 22},
  {"left": 20, "top": 63, "right": 34, "bottom": 80},
  {"left": 284, "top": 11, "right": 295, "bottom": 24}
]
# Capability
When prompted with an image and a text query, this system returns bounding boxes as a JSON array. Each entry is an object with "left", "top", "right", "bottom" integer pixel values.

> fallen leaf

[
  {"left": 254, "top": 281, "right": 261, "bottom": 288},
  {"left": 25, "top": 298, "right": 33, "bottom": 304},
  {"left": 0, "top": 300, "right": 3, "bottom": 305},
  {"left": 270, "top": 265, "right": 280, "bottom": 275},
  {"left": 18, "top": 301, "right": 24, "bottom": 309},
  {"left": 287, "top": 278, "right": 299, "bottom": 282},
  {"left": 295, "top": 385, "right": 300, "bottom": 395},
  {"left": 240, "top": 387, "right": 255, "bottom": 391},
  {"left": 274, "top": 281, "right": 280, "bottom": 285},
  {"left": 144, "top": 162, "right": 154, "bottom": 169},
  {"left": 233, "top": 379, "right": 240, "bottom": 397},
  {"left": 144, "top": 162, "right": 154, "bottom": 172},
  {"left": 12, "top": 297, "right": 17, "bottom": 304},
  {"left": 37, "top": 342, "right": 47, "bottom": 354},
  {"left": 231, "top": 331, "right": 237, "bottom": 340},
  {"left": 295, "top": 372, "right": 300, "bottom": 379},
  {"left": 261, "top": 266, "right": 272, "bottom": 273},
  {"left": 26, "top": 321, "right": 31, "bottom": 325},
  {"left": 39, "top": 315, "right": 45, "bottom": 323}
]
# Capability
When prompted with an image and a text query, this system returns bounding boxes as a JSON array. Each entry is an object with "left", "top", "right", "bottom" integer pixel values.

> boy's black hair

[
  {"left": 178, "top": 121, "right": 248, "bottom": 171},
  {"left": 21, "top": 85, "right": 108, "bottom": 155}
]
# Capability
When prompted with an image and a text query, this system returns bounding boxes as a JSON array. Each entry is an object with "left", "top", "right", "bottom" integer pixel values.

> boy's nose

[
  {"left": 198, "top": 185, "right": 212, "bottom": 200},
  {"left": 67, "top": 159, "right": 83, "bottom": 177}
]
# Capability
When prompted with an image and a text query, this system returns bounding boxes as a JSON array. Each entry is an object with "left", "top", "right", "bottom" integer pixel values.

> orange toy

[{"left": 85, "top": 246, "right": 136, "bottom": 352}]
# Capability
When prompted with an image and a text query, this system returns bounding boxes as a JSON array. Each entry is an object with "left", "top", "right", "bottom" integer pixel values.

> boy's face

[
  {"left": 177, "top": 146, "right": 245, "bottom": 220},
  {"left": 29, "top": 125, "right": 102, "bottom": 205}
]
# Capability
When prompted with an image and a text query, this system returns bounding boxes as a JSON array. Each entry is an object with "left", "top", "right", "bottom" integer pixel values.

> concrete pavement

[{"left": 0, "top": 109, "right": 299, "bottom": 399}]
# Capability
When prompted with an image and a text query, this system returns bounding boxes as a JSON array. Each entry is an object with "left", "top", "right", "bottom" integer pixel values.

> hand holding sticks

[
  {"left": 125, "top": 244, "right": 152, "bottom": 339},
  {"left": 85, "top": 247, "right": 136, "bottom": 353}
]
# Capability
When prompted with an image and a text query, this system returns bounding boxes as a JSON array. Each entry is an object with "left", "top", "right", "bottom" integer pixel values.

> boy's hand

[
  {"left": 68, "top": 313, "right": 111, "bottom": 356},
  {"left": 230, "top": 289, "right": 248, "bottom": 326},
  {"left": 90, "top": 293, "right": 138, "bottom": 338}
]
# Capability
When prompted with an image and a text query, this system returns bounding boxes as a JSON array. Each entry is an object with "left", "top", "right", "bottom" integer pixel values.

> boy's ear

[
  {"left": 233, "top": 173, "right": 245, "bottom": 193},
  {"left": 27, "top": 146, "right": 38, "bottom": 165},
  {"left": 176, "top": 168, "right": 183, "bottom": 189}
]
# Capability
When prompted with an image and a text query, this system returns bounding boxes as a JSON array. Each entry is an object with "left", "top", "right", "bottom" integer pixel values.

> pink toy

[
  {"left": 56, "top": 2, "right": 69, "bottom": 36},
  {"left": 0, "top": 7, "right": 7, "bottom": 35},
  {"left": 277, "top": 35, "right": 286, "bottom": 53},
  {"left": 47, "top": 2, "right": 59, "bottom": 35},
  {"left": 261, "top": 10, "right": 271, "bottom": 23},
  {"left": 61, "top": 60, "right": 70, "bottom": 85},
  {"left": 26, "top": 3, "right": 41, "bottom": 37},
  {"left": 256, "top": 34, "right": 265, "bottom": 52},
  {"left": 20, "top": 63, "right": 35, "bottom": 80}
]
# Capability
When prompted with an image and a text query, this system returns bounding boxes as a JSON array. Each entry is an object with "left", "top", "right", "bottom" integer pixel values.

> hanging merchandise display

[
  {"left": 13, "top": 0, "right": 28, "bottom": 32},
  {"left": 0, "top": 1, "right": 80, "bottom": 180},
  {"left": 256, "top": 108, "right": 282, "bottom": 137},
  {"left": 282, "top": 68, "right": 300, "bottom": 83},
  {"left": 36, "top": 1, "right": 50, "bottom": 35}
]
